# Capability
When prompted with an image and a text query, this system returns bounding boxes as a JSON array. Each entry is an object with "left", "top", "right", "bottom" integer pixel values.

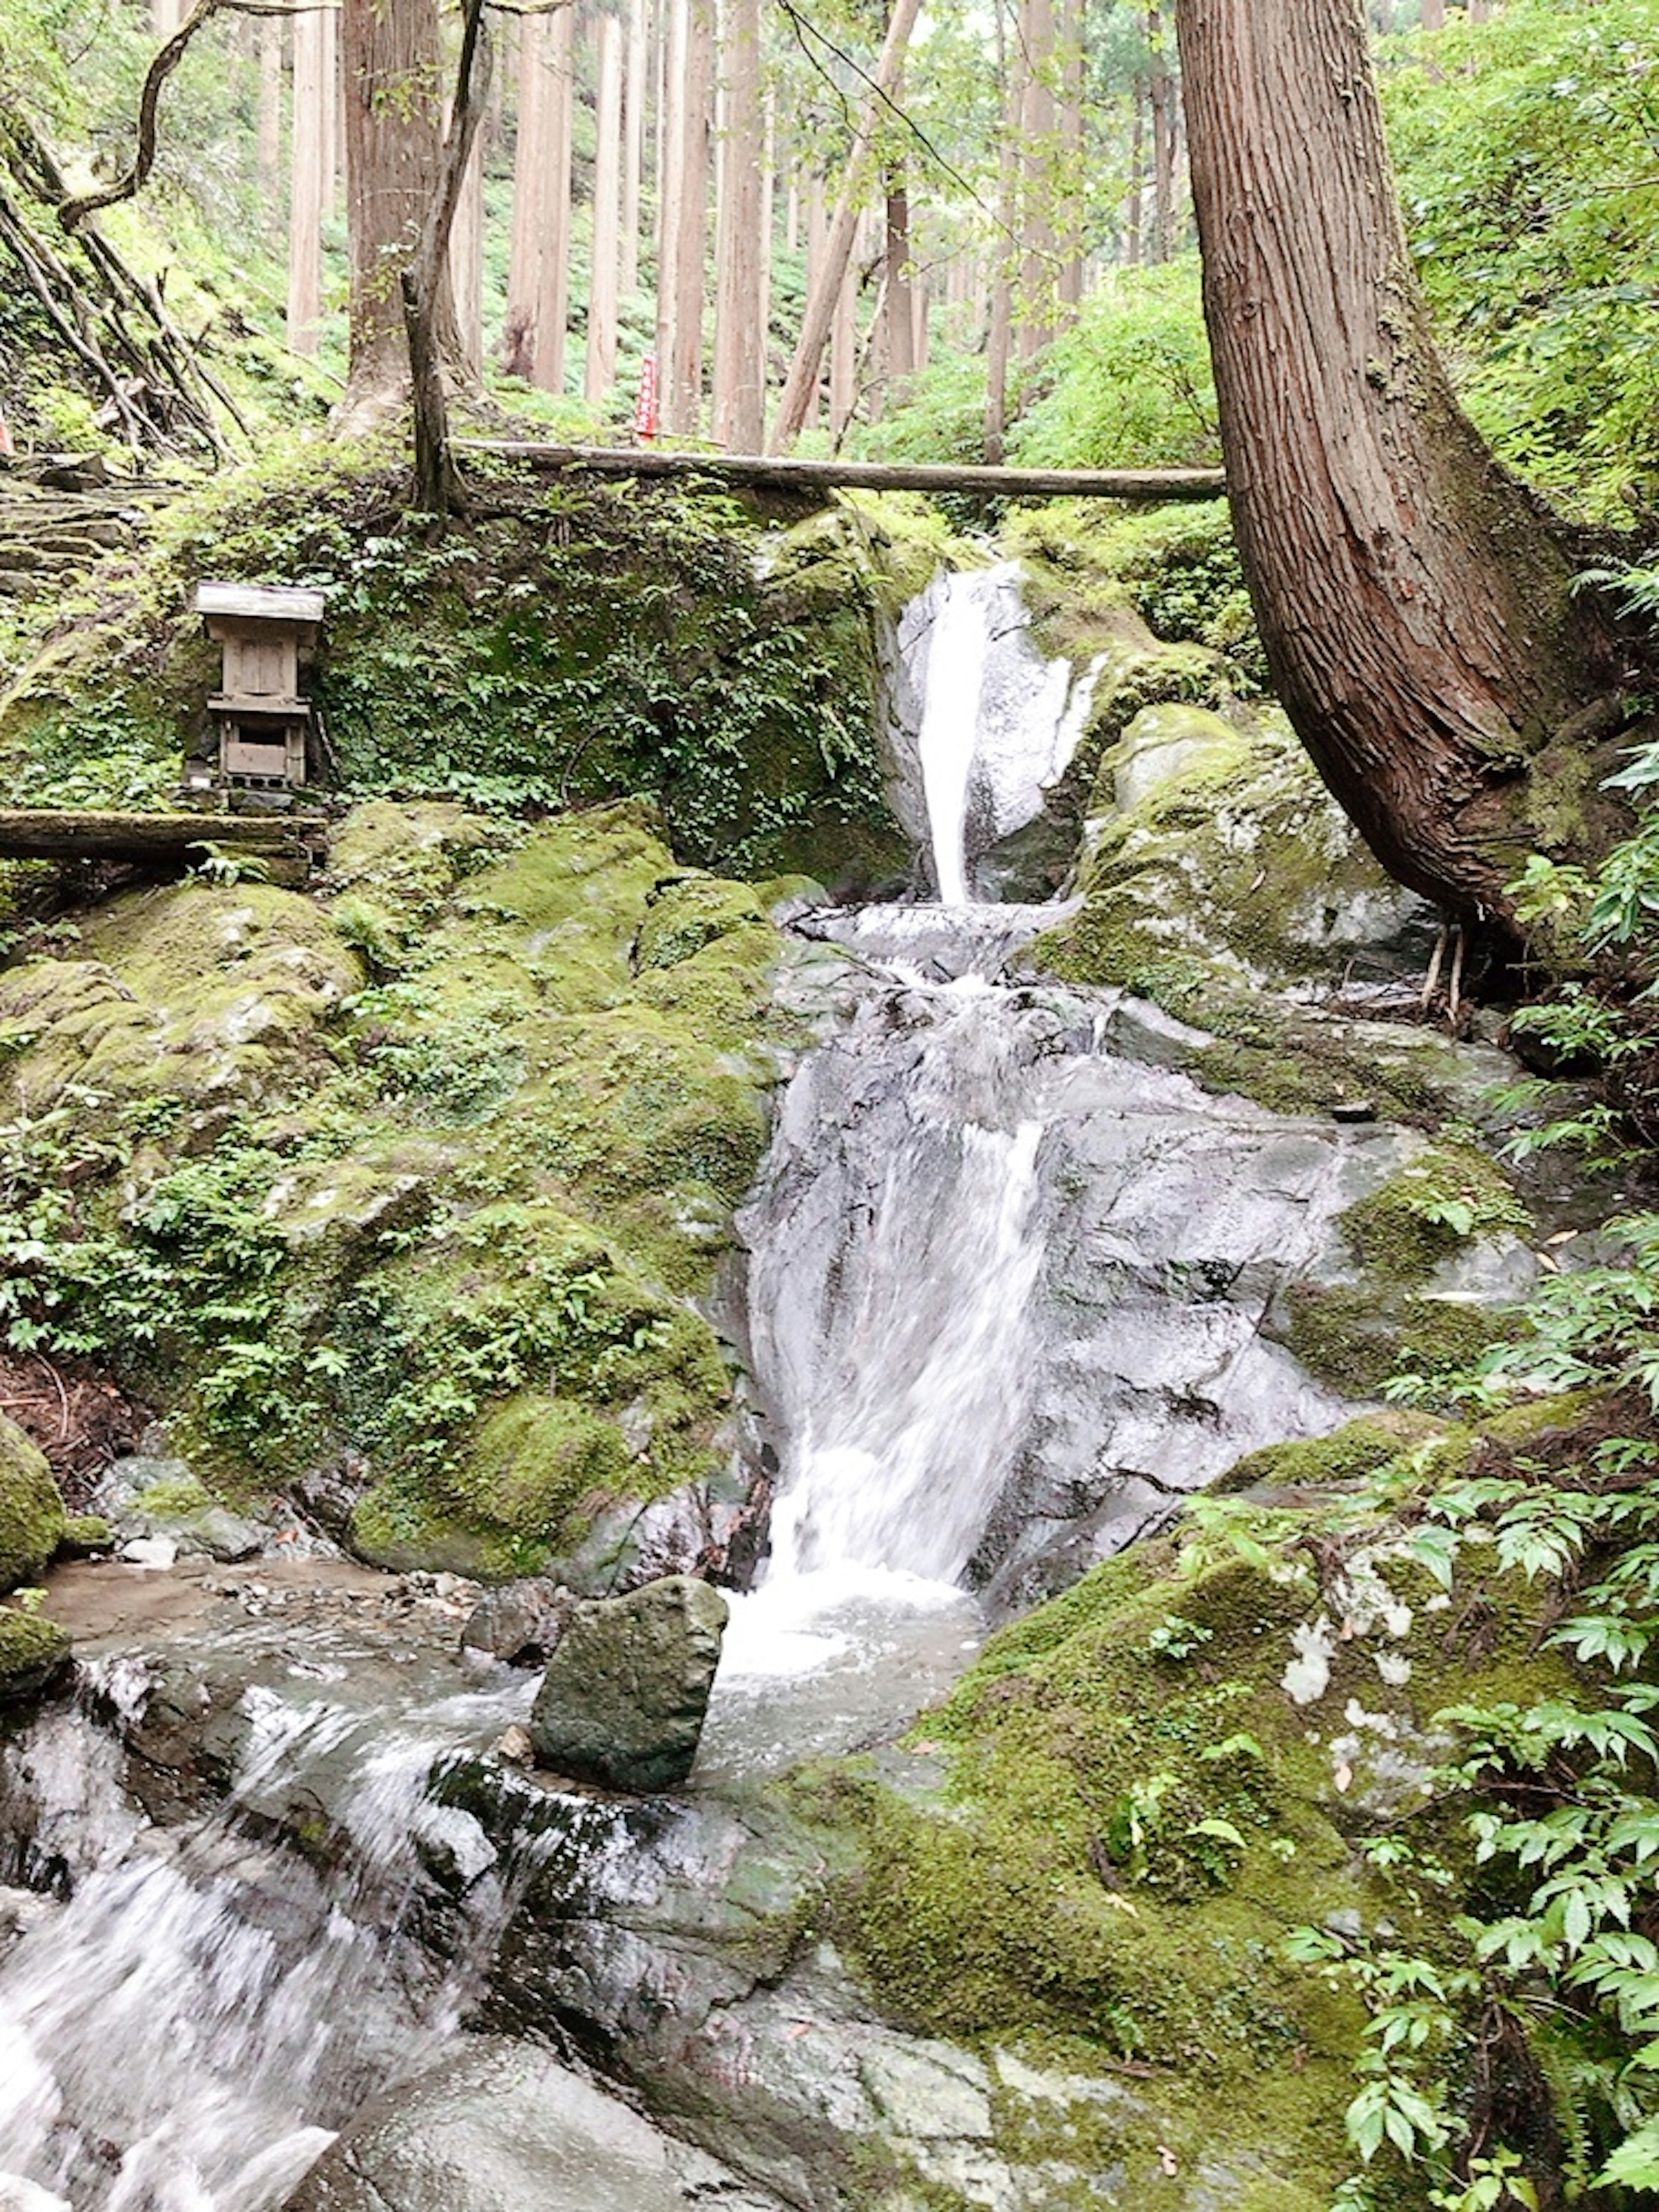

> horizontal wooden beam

[
  {"left": 457, "top": 441, "right": 1228, "bottom": 504},
  {"left": 0, "top": 809, "right": 325, "bottom": 864}
]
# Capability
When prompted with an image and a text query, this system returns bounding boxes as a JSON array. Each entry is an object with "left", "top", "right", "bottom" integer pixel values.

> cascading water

[
  {"left": 0, "top": 1631, "right": 559, "bottom": 2212},
  {"left": 725, "top": 557, "right": 1395, "bottom": 1681}
]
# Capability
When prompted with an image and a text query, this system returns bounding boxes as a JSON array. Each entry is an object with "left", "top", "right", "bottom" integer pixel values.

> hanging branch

[{"left": 57, "top": 0, "right": 335, "bottom": 233}]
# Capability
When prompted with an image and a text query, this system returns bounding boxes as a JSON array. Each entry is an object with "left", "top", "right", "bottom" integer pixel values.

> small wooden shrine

[{"left": 188, "top": 581, "right": 326, "bottom": 794}]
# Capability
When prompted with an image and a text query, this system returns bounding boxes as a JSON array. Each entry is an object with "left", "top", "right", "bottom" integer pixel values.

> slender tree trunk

[
  {"left": 1125, "top": 82, "right": 1144, "bottom": 264},
  {"left": 984, "top": 0, "right": 1020, "bottom": 462},
  {"left": 287, "top": 3, "right": 326, "bottom": 355},
  {"left": 883, "top": 174, "right": 915, "bottom": 385},
  {"left": 503, "top": 11, "right": 549, "bottom": 379},
  {"left": 658, "top": 0, "right": 711, "bottom": 432},
  {"left": 656, "top": 0, "right": 686, "bottom": 398},
  {"left": 620, "top": 0, "right": 647, "bottom": 299},
  {"left": 1017, "top": 0, "right": 1056, "bottom": 359},
  {"left": 449, "top": 99, "right": 486, "bottom": 376},
  {"left": 769, "top": 0, "right": 923, "bottom": 451},
  {"left": 537, "top": 0, "right": 575, "bottom": 394},
  {"left": 830, "top": 249, "right": 858, "bottom": 441},
  {"left": 805, "top": 175, "right": 826, "bottom": 429},
  {"left": 1174, "top": 0, "right": 1627, "bottom": 931},
  {"left": 712, "top": 0, "right": 765, "bottom": 447},
  {"left": 341, "top": 0, "right": 459, "bottom": 406},
  {"left": 587, "top": 8, "right": 624, "bottom": 401},
  {"left": 1148, "top": 5, "right": 1176, "bottom": 264},
  {"left": 1421, "top": 0, "right": 1445, "bottom": 26},
  {"left": 319, "top": 2, "right": 338, "bottom": 218},
  {"left": 1057, "top": 0, "right": 1085, "bottom": 315}
]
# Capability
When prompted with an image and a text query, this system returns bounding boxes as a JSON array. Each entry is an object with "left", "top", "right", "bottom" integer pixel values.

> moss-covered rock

[
  {"left": 0, "top": 798, "right": 790, "bottom": 1578},
  {"left": 0, "top": 1412, "right": 66, "bottom": 1588},
  {"left": 791, "top": 1403, "right": 1595, "bottom": 2209},
  {"left": 0, "top": 451, "right": 909, "bottom": 890},
  {"left": 0, "top": 1607, "right": 71, "bottom": 1700}
]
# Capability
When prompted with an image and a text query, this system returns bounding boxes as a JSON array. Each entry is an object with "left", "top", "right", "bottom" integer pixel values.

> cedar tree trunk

[{"left": 1174, "top": 0, "right": 1629, "bottom": 933}]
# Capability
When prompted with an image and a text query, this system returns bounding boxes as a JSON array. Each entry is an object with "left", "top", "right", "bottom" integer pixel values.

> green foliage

[
  {"left": 1007, "top": 261, "right": 1220, "bottom": 473},
  {"left": 1381, "top": 0, "right": 1659, "bottom": 514}
]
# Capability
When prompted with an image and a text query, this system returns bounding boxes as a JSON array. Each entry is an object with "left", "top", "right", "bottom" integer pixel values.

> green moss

[
  {"left": 1033, "top": 708, "right": 1431, "bottom": 1104},
  {"left": 1216, "top": 1411, "right": 1446, "bottom": 1496},
  {"left": 635, "top": 875, "right": 767, "bottom": 972},
  {"left": 1276, "top": 1281, "right": 1522, "bottom": 1398},
  {"left": 0, "top": 1414, "right": 66, "bottom": 1589},
  {"left": 1338, "top": 1146, "right": 1532, "bottom": 1285},
  {"left": 0, "top": 1607, "right": 70, "bottom": 1699}
]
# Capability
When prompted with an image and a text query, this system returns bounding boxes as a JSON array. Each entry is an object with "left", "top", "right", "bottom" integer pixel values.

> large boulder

[
  {"left": 281, "top": 2034, "right": 779, "bottom": 2211},
  {"left": 528, "top": 1573, "right": 728, "bottom": 1792},
  {"left": 0, "top": 1414, "right": 64, "bottom": 1589}
]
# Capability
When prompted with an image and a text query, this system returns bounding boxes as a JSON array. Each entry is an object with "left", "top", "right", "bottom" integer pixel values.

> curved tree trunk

[{"left": 1173, "top": 0, "right": 1630, "bottom": 935}]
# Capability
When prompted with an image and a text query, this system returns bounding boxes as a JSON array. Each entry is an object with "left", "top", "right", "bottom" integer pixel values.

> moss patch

[
  {"left": 0, "top": 1607, "right": 70, "bottom": 1699},
  {"left": 791, "top": 1401, "right": 1599, "bottom": 2208},
  {"left": 0, "top": 799, "right": 788, "bottom": 1576},
  {"left": 0, "top": 1414, "right": 66, "bottom": 1589}
]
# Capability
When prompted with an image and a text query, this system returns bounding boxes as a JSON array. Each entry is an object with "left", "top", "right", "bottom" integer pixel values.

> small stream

[{"left": 0, "top": 563, "right": 1457, "bottom": 2208}]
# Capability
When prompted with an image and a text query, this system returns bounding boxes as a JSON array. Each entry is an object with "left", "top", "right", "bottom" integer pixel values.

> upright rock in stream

[{"left": 528, "top": 1573, "right": 728, "bottom": 1792}]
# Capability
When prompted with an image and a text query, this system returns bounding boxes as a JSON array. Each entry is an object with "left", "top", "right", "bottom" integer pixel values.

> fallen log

[
  {"left": 456, "top": 441, "right": 1227, "bottom": 504},
  {"left": 0, "top": 809, "right": 325, "bottom": 865}
]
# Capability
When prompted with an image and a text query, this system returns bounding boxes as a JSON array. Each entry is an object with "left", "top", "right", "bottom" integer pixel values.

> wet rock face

[
  {"left": 280, "top": 2035, "right": 779, "bottom": 2212},
  {"left": 528, "top": 1575, "right": 730, "bottom": 1792}
]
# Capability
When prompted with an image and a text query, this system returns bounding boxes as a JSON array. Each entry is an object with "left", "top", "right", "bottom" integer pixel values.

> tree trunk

[
  {"left": 769, "top": 0, "right": 923, "bottom": 451},
  {"left": 1421, "top": 0, "right": 1445, "bottom": 26},
  {"left": 712, "top": 0, "right": 765, "bottom": 448},
  {"left": 620, "top": 0, "right": 647, "bottom": 299},
  {"left": 287, "top": 3, "right": 327, "bottom": 356},
  {"left": 341, "top": 0, "right": 459, "bottom": 407},
  {"left": 658, "top": 0, "right": 711, "bottom": 432},
  {"left": 1147, "top": 6, "right": 1176, "bottom": 264},
  {"left": 586, "top": 8, "right": 624, "bottom": 402},
  {"left": 503, "top": 10, "right": 548, "bottom": 379},
  {"left": 882, "top": 174, "right": 915, "bottom": 387},
  {"left": 984, "top": 0, "right": 1020, "bottom": 462},
  {"left": 1174, "top": 0, "right": 1627, "bottom": 932},
  {"left": 1125, "top": 81, "right": 1144, "bottom": 263},
  {"left": 1056, "top": 0, "right": 1085, "bottom": 315},
  {"left": 1017, "top": 0, "right": 1056, "bottom": 359},
  {"left": 537, "top": 0, "right": 575, "bottom": 396},
  {"left": 449, "top": 99, "right": 486, "bottom": 378}
]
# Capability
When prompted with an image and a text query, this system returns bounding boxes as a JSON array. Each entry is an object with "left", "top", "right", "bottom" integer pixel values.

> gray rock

[
  {"left": 93, "top": 1456, "right": 265, "bottom": 1563},
  {"left": 528, "top": 1574, "right": 728, "bottom": 1792},
  {"left": 281, "top": 2034, "right": 781, "bottom": 2211},
  {"left": 460, "top": 1578, "right": 577, "bottom": 1666}
]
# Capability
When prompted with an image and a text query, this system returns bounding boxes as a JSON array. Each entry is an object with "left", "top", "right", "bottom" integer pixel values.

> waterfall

[
  {"left": 734, "top": 561, "right": 1385, "bottom": 1624},
  {"left": 893, "top": 562, "right": 1101, "bottom": 903},
  {"left": 0, "top": 1656, "right": 553, "bottom": 2212}
]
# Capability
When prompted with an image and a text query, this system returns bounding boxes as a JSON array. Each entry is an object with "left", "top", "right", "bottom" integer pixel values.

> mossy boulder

[
  {"left": 527, "top": 1572, "right": 730, "bottom": 1791},
  {"left": 793, "top": 1406, "right": 1591, "bottom": 2208},
  {"left": 0, "top": 798, "right": 789, "bottom": 1579},
  {"left": 0, "top": 1412, "right": 66, "bottom": 1587},
  {"left": 1038, "top": 704, "right": 1427, "bottom": 1011},
  {"left": 0, "top": 1608, "right": 71, "bottom": 1701}
]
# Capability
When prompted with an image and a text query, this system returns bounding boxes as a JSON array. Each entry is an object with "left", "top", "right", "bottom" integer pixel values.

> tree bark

[
  {"left": 1017, "top": 0, "right": 1056, "bottom": 359},
  {"left": 620, "top": 0, "right": 647, "bottom": 300},
  {"left": 503, "top": 9, "right": 550, "bottom": 379},
  {"left": 1174, "top": 0, "right": 1627, "bottom": 932},
  {"left": 286, "top": 2, "right": 327, "bottom": 356},
  {"left": 586, "top": 7, "right": 624, "bottom": 402},
  {"left": 1057, "top": 0, "right": 1085, "bottom": 315},
  {"left": 341, "top": 0, "right": 459, "bottom": 407},
  {"left": 712, "top": 0, "right": 765, "bottom": 448},
  {"left": 983, "top": 0, "right": 1020, "bottom": 462},
  {"left": 1147, "top": 5, "right": 1176, "bottom": 264},
  {"left": 769, "top": 0, "right": 923, "bottom": 451},
  {"left": 666, "top": 0, "right": 712, "bottom": 431}
]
